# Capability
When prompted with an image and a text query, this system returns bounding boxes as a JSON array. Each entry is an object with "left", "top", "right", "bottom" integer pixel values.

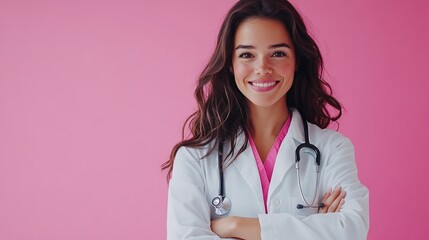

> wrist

[
  {"left": 232, "top": 217, "right": 261, "bottom": 240},
  {"left": 228, "top": 216, "right": 240, "bottom": 237}
]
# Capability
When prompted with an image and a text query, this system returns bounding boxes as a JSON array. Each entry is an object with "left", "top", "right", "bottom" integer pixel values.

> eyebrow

[{"left": 235, "top": 43, "right": 292, "bottom": 50}]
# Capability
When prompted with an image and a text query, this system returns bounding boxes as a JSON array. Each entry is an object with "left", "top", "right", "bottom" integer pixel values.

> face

[{"left": 232, "top": 18, "right": 296, "bottom": 109}]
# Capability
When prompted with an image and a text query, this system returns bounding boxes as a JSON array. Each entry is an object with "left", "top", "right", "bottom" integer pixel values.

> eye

[
  {"left": 238, "top": 52, "right": 254, "bottom": 58},
  {"left": 272, "top": 51, "right": 287, "bottom": 57}
]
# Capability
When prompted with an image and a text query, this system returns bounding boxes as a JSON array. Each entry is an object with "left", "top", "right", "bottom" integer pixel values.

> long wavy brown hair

[{"left": 162, "top": 0, "right": 342, "bottom": 179}]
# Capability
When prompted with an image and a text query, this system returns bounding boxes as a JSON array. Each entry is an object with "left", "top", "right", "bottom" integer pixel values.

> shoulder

[
  {"left": 171, "top": 141, "right": 220, "bottom": 183},
  {"left": 303, "top": 123, "right": 358, "bottom": 172},
  {"left": 173, "top": 141, "right": 216, "bottom": 169},
  {"left": 175, "top": 139, "right": 217, "bottom": 159},
  {"left": 307, "top": 122, "right": 354, "bottom": 152},
  {"left": 289, "top": 109, "right": 352, "bottom": 148}
]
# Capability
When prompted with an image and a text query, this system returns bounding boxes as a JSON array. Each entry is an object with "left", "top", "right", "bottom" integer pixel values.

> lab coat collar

[{"left": 288, "top": 109, "right": 307, "bottom": 143}]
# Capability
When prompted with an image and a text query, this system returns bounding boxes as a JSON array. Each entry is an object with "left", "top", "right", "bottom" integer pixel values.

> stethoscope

[{"left": 211, "top": 113, "right": 324, "bottom": 216}]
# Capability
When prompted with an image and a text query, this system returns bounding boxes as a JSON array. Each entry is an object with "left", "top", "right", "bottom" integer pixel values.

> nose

[{"left": 254, "top": 56, "right": 272, "bottom": 75}]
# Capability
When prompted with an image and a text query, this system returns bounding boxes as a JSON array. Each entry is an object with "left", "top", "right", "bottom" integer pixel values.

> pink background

[{"left": 1, "top": 0, "right": 428, "bottom": 239}]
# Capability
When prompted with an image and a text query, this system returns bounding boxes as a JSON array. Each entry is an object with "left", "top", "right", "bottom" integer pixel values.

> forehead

[{"left": 234, "top": 18, "right": 293, "bottom": 47}]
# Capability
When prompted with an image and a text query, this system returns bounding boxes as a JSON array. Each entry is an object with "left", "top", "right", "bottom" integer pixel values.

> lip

[{"left": 248, "top": 79, "right": 280, "bottom": 92}]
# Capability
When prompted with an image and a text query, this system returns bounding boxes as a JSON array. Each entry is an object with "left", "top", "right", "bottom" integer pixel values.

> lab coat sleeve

[
  {"left": 258, "top": 137, "right": 369, "bottom": 240},
  {"left": 167, "top": 147, "right": 222, "bottom": 240}
]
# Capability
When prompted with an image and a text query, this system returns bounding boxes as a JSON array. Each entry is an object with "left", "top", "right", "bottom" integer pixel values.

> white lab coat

[{"left": 167, "top": 109, "right": 369, "bottom": 240}]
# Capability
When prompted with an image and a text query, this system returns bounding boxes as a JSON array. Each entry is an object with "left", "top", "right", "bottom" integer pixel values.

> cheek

[
  {"left": 277, "top": 63, "right": 295, "bottom": 78},
  {"left": 233, "top": 62, "right": 252, "bottom": 80}
]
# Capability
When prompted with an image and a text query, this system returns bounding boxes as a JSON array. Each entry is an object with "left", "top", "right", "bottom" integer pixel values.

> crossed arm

[{"left": 211, "top": 187, "right": 346, "bottom": 239}]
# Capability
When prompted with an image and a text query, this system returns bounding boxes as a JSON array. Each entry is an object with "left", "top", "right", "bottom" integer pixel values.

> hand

[{"left": 318, "top": 186, "right": 346, "bottom": 213}]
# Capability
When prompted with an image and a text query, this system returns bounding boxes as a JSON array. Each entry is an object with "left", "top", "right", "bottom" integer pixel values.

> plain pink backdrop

[{"left": 1, "top": 0, "right": 428, "bottom": 239}]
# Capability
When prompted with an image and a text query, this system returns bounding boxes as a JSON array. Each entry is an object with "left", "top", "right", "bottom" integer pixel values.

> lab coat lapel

[
  {"left": 269, "top": 110, "right": 305, "bottom": 198},
  {"left": 231, "top": 134, "right": 265, "bottom": 210}
]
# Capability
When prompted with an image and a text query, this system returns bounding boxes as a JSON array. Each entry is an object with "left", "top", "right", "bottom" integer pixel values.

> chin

[
  {"left": 246, "top": 95, "right": 287, "bottom": 109},
  {"left": 248, "top": 99, "right": 279, "bottom": 108}
]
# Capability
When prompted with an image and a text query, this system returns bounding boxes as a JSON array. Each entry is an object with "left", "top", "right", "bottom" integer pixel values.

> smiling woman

[
  {"left": 162, "top": 0, "right": 369, "bottom": 239},
  {"left": 232, "top": 18, "right": 296, "bottom": 163}
]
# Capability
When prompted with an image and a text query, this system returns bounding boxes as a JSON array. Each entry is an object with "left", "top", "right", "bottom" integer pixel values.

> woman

[{"left": 163, "top": 0, "right": 369, "bottom": 239}]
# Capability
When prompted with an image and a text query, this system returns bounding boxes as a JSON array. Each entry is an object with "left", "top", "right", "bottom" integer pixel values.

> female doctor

[{"left": 163, "top": 0, "right": 369, "bottom": 239}]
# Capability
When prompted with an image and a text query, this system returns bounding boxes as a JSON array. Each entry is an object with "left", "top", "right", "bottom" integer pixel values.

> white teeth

[{"left": 252, "top": 82, "right": 276, "bottom": 87}]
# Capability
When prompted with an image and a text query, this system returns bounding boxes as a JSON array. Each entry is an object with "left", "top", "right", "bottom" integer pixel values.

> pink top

[{"left": 247, "top": 113, "right": 292, "bottom": 213}]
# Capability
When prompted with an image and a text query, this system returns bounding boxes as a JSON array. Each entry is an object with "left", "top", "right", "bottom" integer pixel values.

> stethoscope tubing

[
  {"left": 218, "top": 140, "right": 225, "bottom": 201},
  {"left": 211, "top": 140, "right": 232, "bottom": 216},
  {"left": 294, "top": 114, "right": 322, "bottom": 209}
]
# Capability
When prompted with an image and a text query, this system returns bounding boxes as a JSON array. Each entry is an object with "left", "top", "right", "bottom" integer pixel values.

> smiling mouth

[{"left": 250, "top": 81, "right": 279, "bottom": 88}]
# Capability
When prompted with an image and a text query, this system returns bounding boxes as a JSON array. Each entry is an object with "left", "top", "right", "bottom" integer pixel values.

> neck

[{"left": 247, "top": 100, "right": 289, "bottom": 138}]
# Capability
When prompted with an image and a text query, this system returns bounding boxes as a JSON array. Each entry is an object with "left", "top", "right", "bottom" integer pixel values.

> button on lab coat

[{"left": 167, "top": 109, "right": 369, "bottom": 239}]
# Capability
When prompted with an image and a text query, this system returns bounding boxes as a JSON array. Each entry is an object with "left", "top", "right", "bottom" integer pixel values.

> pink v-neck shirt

[{"left": 247, "top": 113, "right": 292, "bottom": 213}]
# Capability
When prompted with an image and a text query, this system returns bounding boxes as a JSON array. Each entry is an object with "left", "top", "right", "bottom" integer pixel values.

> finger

[
  {"left": 318, "top": 188, "right": 332, "bottom": 213},
  {"left": 328, "top": 191, "right": 346, "bottom": 212},
  {"left": 321, "top": 186, "right": 342, "bottom": 213},
  {"left": 336, "top": 191, "right": 346, "bottom": 212},
  {"left": 320, "top": 187, "right": 332, "bottom": 203},
  {"left": 335, "top": 199, "right": 345, "bottom": 212}
]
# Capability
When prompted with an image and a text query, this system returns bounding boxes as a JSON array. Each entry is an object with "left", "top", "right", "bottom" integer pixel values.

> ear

[{"left": 229, "top": 66, "right": 234, "bottom": 73}]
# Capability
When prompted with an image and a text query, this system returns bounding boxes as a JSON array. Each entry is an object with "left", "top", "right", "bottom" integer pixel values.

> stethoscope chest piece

[{"left": 211, "top": 196, "right": 231, "bottom": 215}]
